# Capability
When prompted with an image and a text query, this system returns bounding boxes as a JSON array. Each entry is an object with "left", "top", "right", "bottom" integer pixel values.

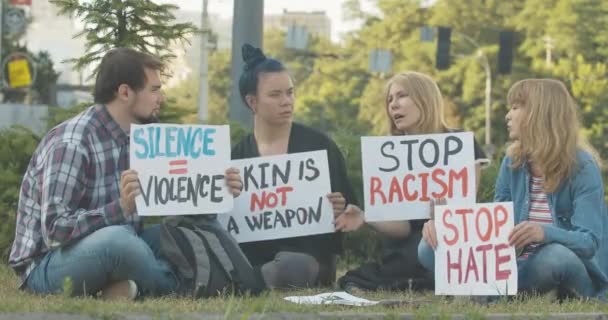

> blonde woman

[
  {"left": 419, "top": 78, "right": 608, "bottom": 300},
  {"left": 337, "top": 71, "right": 487, "bottom": 291}
]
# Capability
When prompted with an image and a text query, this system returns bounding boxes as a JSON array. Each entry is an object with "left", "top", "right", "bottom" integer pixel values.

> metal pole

[
  {"left": 197, "top": 0, "right": 209, "bottom": 122},
  {"left": 456, "top": 32, "right": 494, "bottom": 158},
  {"left": 482, "top": 54, "right": 492, "bottom": 151},
  {"left": 0, "top": 0, "right": 4, "bottom": 89},
  {"left": 229, "top": 0, "right": 263, "bottom": 129}
]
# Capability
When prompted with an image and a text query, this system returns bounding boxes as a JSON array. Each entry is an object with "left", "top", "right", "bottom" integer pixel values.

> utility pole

[
  {"left": 457, "top": 32, "right": 494, "bottom": 159},
  {"left": 229, "top": 0, "right": 263, "bottom": 129},
  {"left": 543, "top": 35, "right": 554, "bottom": 68},
  {"left": 197, "top": 0, "right": 210, "bottom": 123}
]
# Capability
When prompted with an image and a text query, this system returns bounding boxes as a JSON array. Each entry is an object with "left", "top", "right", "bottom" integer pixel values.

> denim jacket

[{"left": 495, "top": 150, "right": 608, "bottom": 296}]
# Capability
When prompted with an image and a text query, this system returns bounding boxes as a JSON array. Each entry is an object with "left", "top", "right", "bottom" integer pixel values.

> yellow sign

[{"left": 7, "top": 58, "right": 32, "bottom": 88}]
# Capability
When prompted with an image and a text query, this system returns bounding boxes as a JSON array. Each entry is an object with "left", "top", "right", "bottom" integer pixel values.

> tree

[{"left": 50, "top": 0, "right": 197, "bottom": 72}]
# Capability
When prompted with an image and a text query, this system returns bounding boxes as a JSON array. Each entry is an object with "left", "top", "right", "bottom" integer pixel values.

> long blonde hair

[
  {"left": 384, "top": 71, "right": 448, "bottom": 135},
  {"left": 506, "top": 78, "right": 601, "bottom": 192}
]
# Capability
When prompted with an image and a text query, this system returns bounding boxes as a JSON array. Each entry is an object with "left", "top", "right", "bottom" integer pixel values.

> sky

[{"left": 156, "top": 0, "right": 378, "bottom": 42}]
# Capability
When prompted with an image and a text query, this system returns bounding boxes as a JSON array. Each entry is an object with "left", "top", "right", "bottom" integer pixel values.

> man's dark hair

[
  {"left": 238, "top": 44, "right": 287, "bottom": 108},
  {"left": 94, "top": 48, "right": 163, "bottom": 104}
]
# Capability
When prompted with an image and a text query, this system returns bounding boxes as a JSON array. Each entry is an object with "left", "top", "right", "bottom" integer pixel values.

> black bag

[
  {"left": 160, "top": 215, "right": 266, "bottom": 298},
  {"left": 338, "top": 260, "right": 434, "bottom": 292}
]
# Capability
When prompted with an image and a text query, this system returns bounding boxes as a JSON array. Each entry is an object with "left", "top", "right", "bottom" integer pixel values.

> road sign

[{"left": 4, "top": 7, "right": 26, "bottom": 36}]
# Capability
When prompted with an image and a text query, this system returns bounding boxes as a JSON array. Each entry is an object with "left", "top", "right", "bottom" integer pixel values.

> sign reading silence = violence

[{"left": 130, "top": 124, "right": 233, "bottom": 216}]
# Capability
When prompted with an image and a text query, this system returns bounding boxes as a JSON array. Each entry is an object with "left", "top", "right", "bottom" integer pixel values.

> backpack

[{"left": 159, "top": 215, "right": 266, "bottom": 298}]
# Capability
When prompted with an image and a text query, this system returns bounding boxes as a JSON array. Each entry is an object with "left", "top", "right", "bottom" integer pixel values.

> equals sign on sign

[{"left": 169, "top": 160, "right": 188, "bottom": 174}]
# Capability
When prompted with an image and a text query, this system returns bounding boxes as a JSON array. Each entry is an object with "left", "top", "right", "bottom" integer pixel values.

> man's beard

[{"left": 135, "top": 114, "right": 160, "bottom": 124}]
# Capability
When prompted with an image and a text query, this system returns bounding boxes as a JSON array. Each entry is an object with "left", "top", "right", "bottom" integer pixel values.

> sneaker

[{"left": 101, "top": 280, "right": 138, "bottom": 301}]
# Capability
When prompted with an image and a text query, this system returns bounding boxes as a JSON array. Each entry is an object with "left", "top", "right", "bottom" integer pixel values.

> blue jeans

[
  {"left": 417, "top": 240, "right": 596, "bottom": 298},
  {"left": 26, "top": 224, "right": 176, "bottom": 297}
]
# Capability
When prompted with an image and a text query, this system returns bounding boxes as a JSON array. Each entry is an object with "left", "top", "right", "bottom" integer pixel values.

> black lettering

[
  {"left": 308, "top": 197, "right": 323, "bottom": 223},
  {"left": 177, "top": 177, "right": 188, "bottom": 202},
  {"left": 272, "top": 160, "right": 291, "bottom": 186},
  {"left": 245, "top": 214, "right": 264, "bottom": 231},
  {"left": 296, "top": 207, "right": 308, "bottom": 224},
  {"left": 263, "top": 211, "right": 272, "bottom": 229},
  {"left": 259, "top": 162, "right": 270, "bottom": 188},
  {"left": 400, "top": 139, "right": 419, "bottom": 171},
  {"left": 304, "top": 158, "right": 320, "bottom": 181},
  {"left": 285, "top": 209, "right": 297, "bottom": 227},
  {"left": 379, "top": 141, "right": 399, "bottom": 172},
  {"left": 227, "top": 216, "right": 240, "bottom": 234},
  {"left": 419, "top": 139, "right": 440, "bottom": 168},
  {"left": 243, "top": 164, "right": 258, "bottom": 191},
  {"left": 445, "top": 136, "right": 463, "bottom": 165},
  {"left": 210, "top": 174, "right": 224, "bottom": 203}
]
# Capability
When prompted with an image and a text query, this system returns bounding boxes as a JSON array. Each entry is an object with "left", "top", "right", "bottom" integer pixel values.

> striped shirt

[
  {"left": 8, "top": 105, "right": 141, "bottom": 286},
  {"left": 521, "top": 175, "right": 553, "bottom": 258}
]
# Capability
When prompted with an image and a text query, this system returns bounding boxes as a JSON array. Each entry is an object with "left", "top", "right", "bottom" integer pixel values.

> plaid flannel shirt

[{"left": 8, "top": 104, "right": 141, "bottom": 286}]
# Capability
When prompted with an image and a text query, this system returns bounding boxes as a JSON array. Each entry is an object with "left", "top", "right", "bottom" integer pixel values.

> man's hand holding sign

[{"left": 129, "top": 124, "right": 240, "bottom": 216}]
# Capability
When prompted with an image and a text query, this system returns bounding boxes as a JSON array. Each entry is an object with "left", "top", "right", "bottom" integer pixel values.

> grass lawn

[{"left": 0, "top": 264, "right": 605, "bottom": 318}]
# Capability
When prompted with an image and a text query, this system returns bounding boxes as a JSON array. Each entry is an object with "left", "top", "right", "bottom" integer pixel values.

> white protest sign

[
  {"left": 130, "top": 124, "right": 232, "bottom": 216},
  {"left": 435, "top": 202, "right": 517, "bottom": 295},
  {"left": 217, "top": 150, "right": 334, "bottom": 242},
  {"left": 361, "top": 132, "right": 476, "bottom": 221}
]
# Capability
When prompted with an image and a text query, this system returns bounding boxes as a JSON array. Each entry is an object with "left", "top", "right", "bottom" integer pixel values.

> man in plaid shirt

[{"left": 8, "top": 48, "right": 243, "bottom": 300}]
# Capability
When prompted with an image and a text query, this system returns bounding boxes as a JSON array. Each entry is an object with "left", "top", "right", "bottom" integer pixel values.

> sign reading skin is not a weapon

[
  {"left": 130, "top": 124, "right": 233, "bottom": 216},
  {"left": 217, "top": 150, "right": 334, "bottom": 243},
  {"left": 435, "top": 202, "right": 518, "bottom": 296},
  {"left": 361, "top": 132, "right": 476, "bottom": 221}
]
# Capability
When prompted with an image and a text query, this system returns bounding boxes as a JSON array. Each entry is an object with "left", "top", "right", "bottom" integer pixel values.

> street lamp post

[
  {"left": 197, "top": 0, "right": 210, "bottom": 123},
  {"left": 455, "top": 32, "right": 494, "bottom": 158}
]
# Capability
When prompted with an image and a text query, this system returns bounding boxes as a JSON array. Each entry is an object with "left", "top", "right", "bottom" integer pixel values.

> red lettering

[
  {"left": 449, "top": 167, "right": 468, "bottom": 198},
  {"left": 464, "top": 246, "right": 479, "bottom": 283},
  {"left": 447, "top": 248, "right": 462, "bottom": 284},
  {"left": 402, "top": 174, "right": 418, "bottom": 201},
  {"left": 494, "top": 205, "right": 509, "bottom": 237},
  {"left": 276, "top": 186, "right": 294, "bottom": 206},
  {"left": 431, "top": 168, "right": 448, "bottom": 198},
  {"left": 494, "top": 243, "right": 512, "bottom": 280},
  {"left": 419, "top": 172, "right": 430, "bottom": 201},
  {"left": 475, "top": 244, "right": 493, "bottom": 283},
  {"left": 266, "top": 192, "right": 278, "bottom": 208},
  {"left": 455, "top": 208, "right": 474, "bottom": 242},
  {"left": 370, "top": 177, "right": 386, "bottom": 205},
  {"left": 250, "top": 192, "right": 265, "bottom": 211},
  {"left": 475, "top": 207, "right": 493, "bottom": 241},
  {"left": 442, "top": 209, "right": 459, "bottom": 246},
  {"left": 388, "top": 176, "right": 403, "bottom": 203}
]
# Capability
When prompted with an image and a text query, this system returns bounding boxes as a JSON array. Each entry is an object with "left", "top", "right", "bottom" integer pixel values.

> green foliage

[
  {"left": 0, "top": 127, "right": 40, "bottom": 261},
  {"left": 50, "top": 0, "right": 198, "bottom": 73}
]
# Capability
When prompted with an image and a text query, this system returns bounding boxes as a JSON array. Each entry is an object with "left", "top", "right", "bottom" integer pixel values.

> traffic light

[
  {"left": 498, "top": 31, "right": 514, "bottom": 74},
  {"left": 435, "top": 27, "right": 451, "bottom": 70}
]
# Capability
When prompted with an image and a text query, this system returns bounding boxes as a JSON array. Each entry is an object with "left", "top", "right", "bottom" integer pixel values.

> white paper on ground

[{"left": 284, "top": 291, "right": 379, "bottom": 306}]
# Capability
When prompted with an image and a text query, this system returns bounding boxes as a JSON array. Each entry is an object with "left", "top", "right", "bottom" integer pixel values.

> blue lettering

[
  {"left": 155, "top": 127, "right": 165, "bottom": 157},
  {"left": 177, "top": 127, "right": 192, "bottom": 157},
  {"left": 133, "top": 128, "right": 149, "bottom": 159},
  {"left": 191, "top": 128, "right": 202, "bottom": 159},
  {"left": 165, "top": 127, "right": 177, "bottom": 158},
  {"left": 146, "top": 127, "right": 156, "bottom": 159},
  {"left": 203, "top": 128, "right": 216, "bottom": 156}
]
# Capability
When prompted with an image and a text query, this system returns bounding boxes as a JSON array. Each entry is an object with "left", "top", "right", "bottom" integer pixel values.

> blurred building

[{"left": 265, "top": 9, "right": 331, "bottom": 40}]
